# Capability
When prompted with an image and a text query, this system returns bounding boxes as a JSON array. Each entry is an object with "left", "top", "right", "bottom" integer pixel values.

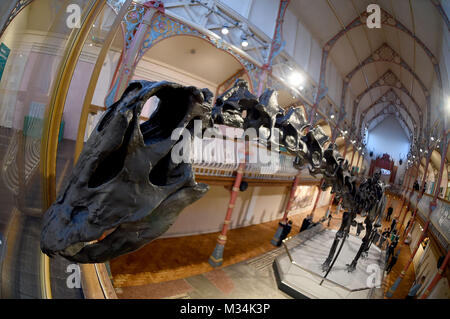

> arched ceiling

[
  {"left": 358, "top": 88, "right": 417, "bottom": 138},
  {"left": 289, "top": 0, "right": 448, "bottom": 148}
]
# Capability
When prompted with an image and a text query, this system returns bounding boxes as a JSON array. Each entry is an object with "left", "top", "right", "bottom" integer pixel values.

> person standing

[
  {"left": 299, "top": 214, "right": 312, "bottom": 232},
  {"left": 403, "top": 219, "right": 411, "bottom": 237},
  {"left": 385, "top": 206, "right": 393, "bottom": 221},
  {"left": 327, "top": 212, "right": 332, "bottom": 227},
  {"left": 378, "top": 233, "right": 387, "bottom": 250},
  {"left": 390, "top": 218, "right": 397, "bottom": 231},
  {"left": 405, "top": 276, "right": 426, "bottom": 299},
  {"left": 390, "top": 229, "right": 397, "bottom": 241},
  {"left": 386, "top": 250, "right": 400, "bottom": 274},
  {"left": 386, "top": 241, "right": 395, "bottom": 263},
  {"left": 277, "top": 220, "right": 293, "bottom": 246}
]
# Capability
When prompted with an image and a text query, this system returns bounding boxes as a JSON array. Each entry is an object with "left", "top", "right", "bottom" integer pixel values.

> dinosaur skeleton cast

[{"left": 41, "top": 80, "right": 386, "bottom": 276}]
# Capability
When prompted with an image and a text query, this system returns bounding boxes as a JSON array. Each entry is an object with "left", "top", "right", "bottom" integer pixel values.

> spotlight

[
  {"left": 221, "top": 26, "right": 229, "bottom": 35},
  {"left": 241, "top": 38, "right": 249, "bottom": 47},
  {"left": 431, "top": 136, "right": 434, "bottom": 141},
  {"left": 330, "top": 114, "right": 335, "bottom": 119},
  {"left": 299, "top": 85, "right": 304, "bottom": 91},
  {"left": 288, "top": 71, "right": 305, "bottom": 87},
  {"left": 344, "top": 130, "right": 348, "bottom": 134}
]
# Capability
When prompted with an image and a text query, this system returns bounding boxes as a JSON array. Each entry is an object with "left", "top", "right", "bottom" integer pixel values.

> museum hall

[{"left": 0, "top": 0, "right": 448, "bottom": 301}]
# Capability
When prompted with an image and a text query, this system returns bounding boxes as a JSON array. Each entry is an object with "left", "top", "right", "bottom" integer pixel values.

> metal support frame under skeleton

[{"left": 40, "top": 80, "right": 386, "bottom": 279}]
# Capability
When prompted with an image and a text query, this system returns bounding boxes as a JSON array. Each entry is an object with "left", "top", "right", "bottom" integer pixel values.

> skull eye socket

[
  {"left": 88, "top": 116, "right": 136, "bottom": 188},
  {"left": 140, "top": 87, "right": 199, "bottom": 145}
]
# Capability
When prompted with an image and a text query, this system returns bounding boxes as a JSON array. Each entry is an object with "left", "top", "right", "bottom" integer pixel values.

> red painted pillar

[
  {"left": 356, "top": 152, "right": 361, "bottom": 175},
  {"left": 310, "top": 180, "right": 324, "bottom": 219},
  {"left": 402, "top": 155, "right": 430, "bottom": 242},
  {"left": 397, "top": 170, "right": 412, "bottom": 220},
  {"left": 399, "top": 165, "right": 419, "bottom": 228},
  {"left": 209, "top": 142, "right": 248, "bottom": 267},
  {"left": 106, "top": 4, "right": 160, "bottom": 105},
  {"left": 350, "top": 146, "right": 356, "bottom": 169},
  {"left": 271, "top": 175, "right": 300, "bottom": 246},
  {"left": 420, "top": 250, "right": 450, "bottom": 299},
  {"left": 342, "top": 139, "right": 349, "bottom": 158},
  {"left": 281, "top": 175, "right": 300, "bottom": 223}
]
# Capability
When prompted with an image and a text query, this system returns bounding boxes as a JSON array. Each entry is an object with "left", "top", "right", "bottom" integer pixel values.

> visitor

[
  {"left": 403, "top": 219, "right": 411, "bottom": 237},
  {"left": 405, "top": 276, "right": 426, "bottom": 299},
  {"left": 385, "top": 206, "right": 393, "bottom": 221},
  {"left": 413, "top": 180, "right": 420, "bottom": 191},
  {"left": 378, "top": 234, "right": 387, "bottom": 250},
  {"left": 277, "top": 220, "right": 293, "bottom": 246},
  {"left": 390, "top": 218, "right": 398, "bottom": 233},
  {"left": 390, "top": 228, "right": 397, "bottom": 241},
  {"left": 386, "top": 250, "right": 400, "bottom": 274},
  {"left": 356, "top": 222, "right": 364, "bottom": 237},
  {"left": 391, "top": 236, "right": 399, "bottom": 249},
  {"left": 423, "top": 182, "right": 427, "bottom": 194},
  {"left": 327, "top": 212, "right": 332, "bottom": 227},
  {"left": 386, "top": 241, "right": 395, "bottom": 263},
  {"left": 404, "top": 232, "right": 412, "bottom": 245},
  {"left": 299, "top": 214, "right": 312, "bottom": 232}
]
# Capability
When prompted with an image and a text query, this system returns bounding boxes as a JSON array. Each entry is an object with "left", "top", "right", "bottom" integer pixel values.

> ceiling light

[
  {"left": 330, "top": 114, "right": 335, "bottom": 119},
  {"left": 430, "top": 136, "right": 434, "bottom": 141},
  {"left": 288, "top": 71, "right": 305, "bottom": 87},
  {"left": 241, "top": 38, "right": 249, "bottom": 47},
  {"left": 221, "top": 26, "right": 229, "bottom": 35},
  {"left": 344, "top": 130, "right": 348, "bottom": 134},
  {"left": 299, "top": 85, "right": 304, "bottom": 91}
]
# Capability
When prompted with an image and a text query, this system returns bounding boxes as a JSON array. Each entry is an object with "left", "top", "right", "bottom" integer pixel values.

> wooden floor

[
  {"left": 110, "top": 197, "right": 417, "bottom": 299},
  {"left": 110, "top": 206, "right": 332, "bottom": 287}
]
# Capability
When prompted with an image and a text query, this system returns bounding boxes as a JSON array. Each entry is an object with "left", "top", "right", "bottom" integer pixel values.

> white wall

[
  {"left": 219, "top": 0, "right": 279, "bottom": 38},
  {"left": 162, "top": 183, "right": 330, "bottom": 238},
  {"left": 162, "top": 185, "right": 287, "bottom": 237},
  {"left": 366, "top": 115, "right": 410, "bottom": 162}
]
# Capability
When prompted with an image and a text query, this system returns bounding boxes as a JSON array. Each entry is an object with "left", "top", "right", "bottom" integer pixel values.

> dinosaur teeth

[{"left": 97, "top": 226, "right": 118, "bottom": 242}]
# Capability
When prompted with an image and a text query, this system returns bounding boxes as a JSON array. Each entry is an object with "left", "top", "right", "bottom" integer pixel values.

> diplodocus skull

[{"left": 41, "top": 81, "right": 212, "bottom": 263}]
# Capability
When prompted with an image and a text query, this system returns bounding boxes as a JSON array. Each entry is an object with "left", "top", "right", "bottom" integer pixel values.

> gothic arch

[
  {"left": 358, "top": 88, "right": 418, "bottom": 138},
  {"left": 351, "top": 70, "right": 424, "bottom": 133}
]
